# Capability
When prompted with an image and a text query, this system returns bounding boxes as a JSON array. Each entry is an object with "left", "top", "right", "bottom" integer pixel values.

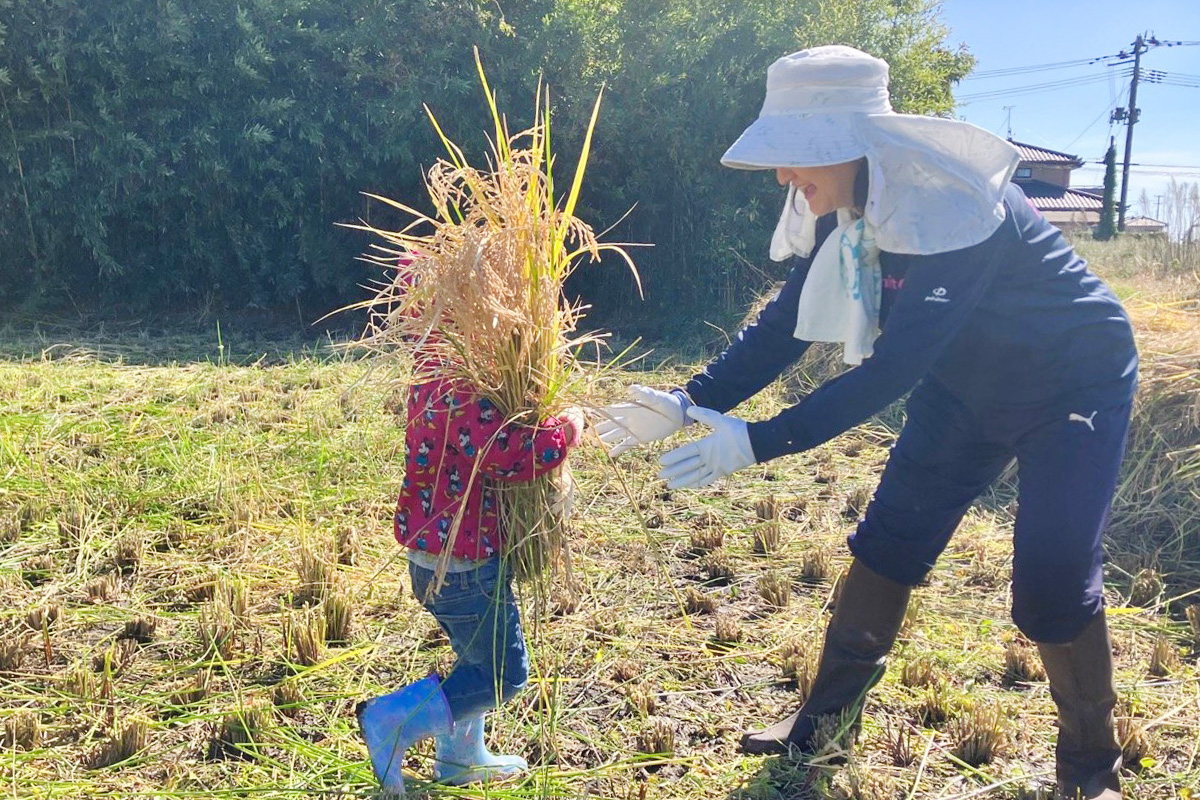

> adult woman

[{"left": 597, "top": 46, "right": 1135, "bottom": 800}]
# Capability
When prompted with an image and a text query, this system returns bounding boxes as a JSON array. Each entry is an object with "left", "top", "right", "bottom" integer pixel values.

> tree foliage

[
  {"left": 1095, "top": 140, "right": 1118, "bottom": 241},
  {"left": 0, "top": 0, "right": 972, "bottom": 323}
]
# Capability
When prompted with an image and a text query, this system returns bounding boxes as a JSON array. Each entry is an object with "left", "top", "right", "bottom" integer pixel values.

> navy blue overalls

[{"left": 685, "top": 183, "right": 1138, "bottom": 644}]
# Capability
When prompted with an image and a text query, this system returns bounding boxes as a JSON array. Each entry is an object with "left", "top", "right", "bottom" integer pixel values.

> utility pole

[
  {"left": 1117, "top": 34, "right": 1144, "bottom": 232},
  {"left": 1002, "top": 105, "right": 1015, "bottom": 140}
]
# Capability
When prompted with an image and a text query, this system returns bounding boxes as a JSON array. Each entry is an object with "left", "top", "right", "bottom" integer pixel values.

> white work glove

[
  {"left": 595, "top": 385, "right": 690, "bottom": 457},
  {"left": 657, "top": 406, "right": 756, "bottom": 490}
]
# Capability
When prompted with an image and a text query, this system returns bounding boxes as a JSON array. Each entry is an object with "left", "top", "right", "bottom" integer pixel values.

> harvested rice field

[{"left": 1, "top": 246, "right": 1198, "bottom": 799}]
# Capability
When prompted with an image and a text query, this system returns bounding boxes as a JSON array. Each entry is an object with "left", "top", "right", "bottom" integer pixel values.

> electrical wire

[
  {"left": 965, "top": 55, "right": 1119, "bottom": 79},
  {"left": 958, "top": 72, "right": 1117, "bottom": 103},
  {"left": 1064, "top": 82, "right": 1130, "bottom": 150}
]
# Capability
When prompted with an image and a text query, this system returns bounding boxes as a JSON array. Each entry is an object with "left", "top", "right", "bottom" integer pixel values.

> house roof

[
  {"left": 1009, "top": 140, "right": 1084, "bottom": 168},
  {"left": 1017, "top": 179, "right": 1103, "bottom": 211},
  {"left": 1125, "top": 216, "right": 1168, "bottom": 231}
]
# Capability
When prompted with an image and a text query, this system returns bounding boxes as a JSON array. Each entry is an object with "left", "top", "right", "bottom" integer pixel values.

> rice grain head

[{"left": 345, "top": 54, "right": 636, "bottom": 598}]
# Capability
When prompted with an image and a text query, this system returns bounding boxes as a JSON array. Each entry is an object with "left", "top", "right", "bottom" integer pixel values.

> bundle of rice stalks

[{"left": 347, "top": 51, "right": 636, "bottom": 591}]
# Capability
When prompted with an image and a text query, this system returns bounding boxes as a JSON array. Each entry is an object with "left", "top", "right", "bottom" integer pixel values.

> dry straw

[{"left": 345, "top": 50, "right": 637, "bottom": 593}]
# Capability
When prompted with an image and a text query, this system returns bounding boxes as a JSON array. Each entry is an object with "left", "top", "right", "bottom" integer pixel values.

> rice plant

[
  {"left": 110, "top": 533, "right": 143, "bottom": 575},
  {"left": 624, "top": 683, "right": 658, "bottom": 717},
  {"left": 272, "top": 682, "right": 306, "bottom": 718},
  {"left": 343, "top": 50, "right": 636, "bottom": 593},
  {"left": 1148, "top": 634, "right": 1180, "bottom": 677},
  {"left": 900, "top": 655, "right": 943, "bottom": 689},
  {"left": 22, "top": 554, "right": 55, "bottom": 586},
  {"left": 62, "top": 664, "right": 96, "bottom": 702},
  {"left": 881, "top": 719, "right": 916, "bottom": 767},
  {"left": 209, "top": 703, "right": 271, "bottom": 761},
  {"left": 1129, "top": 568, "right": 1164, "bottom": 608},
  {"left": 915, "top": 681, "right": 955, "bottom": 727},
  {"left": 779, "top": 638, "right": 818, "bottom": 699},
  {"left": 688, "top": 520, "right": 725, "bottom": 555},
  {"left": 119, "top": 615, "right": 157, "bottom": 644},
  {"left": 759, "top": 571, "right": 792, "bottom": 610},
  {"left": 611, "top": 658, "right": 641, "bottom": 683},
  {"left": 713, "top": 613, "right": 742, "bottom": 646},
  {"left": 843, "top": 485, "right": 872, "bottom": 520},
  {"left": 753, "top": 520, "right": 782, "bottom": 555},
  {"left": 0, "top": 633, "right": 29, "bottom": 674},
  {"left": 701, "top": 550, "right": 735, "bottom": 583},
  {"left": 83, "top": 574, "right": 117, "bottom": 604},
  {"left": 683, "top": 586, "right": 718, "bottom": 615},
  {"left": 283, "top": 605, "right": 326, "bottom": 668},
  {"left": 0, "top": 510, "right": 22, "bottom": 544},
  {"left": 755, "top": 495, "right": 780, "bottom": 522},
  {"left": 636, "top": 717, "right": 675, "bottom": 756},
  {"left": 89, "top": 717, "right": 148, "bottom": 769},
  {"left": 1117, "top": 715, "right": 1153, "bottom": 765},
  {"left": 1003, "top": 637, "right": 1046, "bottom": 683},
  {"left": 800, "top": 547, "right": 833, "bottom": 583},
  {"left": 1, "top": 709, "right": 40, "bottom": 751},
  {"left": 24, "top": 603, "right": 62, "bottom": 633},
  {"left": 335, "top": 525, "right": 360, "bottom": 566},
  {"left": 950, "top": 702, "right": 1009, "bottom": 766},
  {"left": 92, "top": 639, "right": 138, "bottom": 676},
  {"left": 323, "top": 592, "right": 355, "bottom": 646},
  {"left": 295, "top": 544, "right": 335, "bottom": 606},
  {"left": 198, "top": 603, "right": 237, "bottom": 661},
  {"left": 167, "top": 671, "right": 212, "bottom": 713}
]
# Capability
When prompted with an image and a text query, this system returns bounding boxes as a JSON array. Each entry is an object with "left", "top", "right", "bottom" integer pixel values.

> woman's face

[{"left": 775, "top": 161, "right": 861, "bottom": 216}]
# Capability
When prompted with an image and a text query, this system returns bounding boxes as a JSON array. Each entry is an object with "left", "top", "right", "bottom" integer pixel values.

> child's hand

[
  {"left": 550, "top": 467, "right": 577, "bottom": 517},
  {"left": 560, "top": 407, "right": 586, "bottom": 445}
]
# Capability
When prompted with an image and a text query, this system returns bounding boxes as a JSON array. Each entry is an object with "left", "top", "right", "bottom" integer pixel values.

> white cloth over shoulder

[{"left": 772, "top": 189, "right": 881, "bottom": 366}]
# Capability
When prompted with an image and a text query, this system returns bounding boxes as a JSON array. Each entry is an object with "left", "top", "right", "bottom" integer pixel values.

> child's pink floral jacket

[{"left": 395, "top": 376, "right": 577, "bottom": 560}]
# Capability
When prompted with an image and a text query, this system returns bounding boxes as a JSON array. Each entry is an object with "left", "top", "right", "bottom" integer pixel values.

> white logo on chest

[{"left": 924, "top": 286, "right": 950, "bottom": 303}]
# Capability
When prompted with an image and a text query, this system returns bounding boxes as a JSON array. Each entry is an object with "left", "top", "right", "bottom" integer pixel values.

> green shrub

[{"left": 0, "top": 0, "right": 970, "bottom": 325}]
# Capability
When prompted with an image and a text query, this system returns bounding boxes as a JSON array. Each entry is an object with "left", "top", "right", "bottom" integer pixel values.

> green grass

[{"left": 2, "top": 282, "right": 1199, "bottom": 799}]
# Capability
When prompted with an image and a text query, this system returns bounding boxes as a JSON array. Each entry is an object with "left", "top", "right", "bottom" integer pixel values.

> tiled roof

[
  {"left": 1125, "top": 216, "right": 1167, "bottom": 230},
  {"left": 1016, "top": 179, "right": 1103, "bottom": 211},
  {"left": 1010, "top": 140, "right": 1084, "bottom": 167}
]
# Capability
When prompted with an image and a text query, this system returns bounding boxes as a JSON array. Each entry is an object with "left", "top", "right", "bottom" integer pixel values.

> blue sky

[{"left": 939, "top": 0, "right": 1199, "bottom": 219}]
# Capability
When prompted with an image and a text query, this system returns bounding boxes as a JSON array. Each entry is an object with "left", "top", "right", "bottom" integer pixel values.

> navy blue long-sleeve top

[{"left": 684, "top": 183, "right": 1138, "bottom": 463}]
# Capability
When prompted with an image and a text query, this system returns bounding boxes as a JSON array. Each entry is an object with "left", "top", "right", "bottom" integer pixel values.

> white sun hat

[{"left": 722, "top": 45, "right": 1021, "bottom": 256}]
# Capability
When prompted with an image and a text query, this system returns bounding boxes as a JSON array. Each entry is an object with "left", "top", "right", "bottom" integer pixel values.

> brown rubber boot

[
  {"left": 740, "top": 559, "right": 911, "bottom": 755},
  {"left": 1036, "top": 613, "right": 1123, "bottom": 800}
]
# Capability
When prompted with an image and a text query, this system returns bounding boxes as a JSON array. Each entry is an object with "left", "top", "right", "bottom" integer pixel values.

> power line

[
  {"left": 965, "top": 54, "right": 1120, "bottom": 79},
  {"left": 958, "top": 72, "right": 1117, "bottom": 102},
  {"left": 1085, "top": 163, "right": 1200, "bottom": 170},
  {"left": 1064, "top": 82, "right": 1130, "bottom": 150}
]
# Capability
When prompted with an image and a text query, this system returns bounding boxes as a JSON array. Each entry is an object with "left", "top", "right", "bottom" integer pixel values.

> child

[{"left": 357, "top": 359, "right": 582, "bottom": 794}]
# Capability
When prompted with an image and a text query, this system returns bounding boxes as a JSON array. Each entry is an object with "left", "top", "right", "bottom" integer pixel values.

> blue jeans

[
  {"left": 849, "top": 378, "right": 1131, "bottom": 644},
  {"left": 408, "top": 557, "right": 529, "bottom": 719}
]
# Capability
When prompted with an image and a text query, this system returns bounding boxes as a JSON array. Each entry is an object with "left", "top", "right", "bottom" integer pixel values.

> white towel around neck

[{"left": 771, "top": 187, "right": 882, "bottom": 366}]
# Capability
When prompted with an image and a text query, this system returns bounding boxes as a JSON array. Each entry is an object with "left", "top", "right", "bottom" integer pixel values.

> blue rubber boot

[
  {"left": 433, "top": 713, "right": 528, "bottom": 786},
  {"left": 356, "top": 674, "right": 453, "bottom": 794}
]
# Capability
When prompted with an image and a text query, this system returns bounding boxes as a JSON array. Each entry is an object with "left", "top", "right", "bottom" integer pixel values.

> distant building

[
  {"left": 1122, "top": 216, "right": 1168, "bottom": 236},
  {"left": 1009, "top": 141, "right": 1103, "bottom": 232}
]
